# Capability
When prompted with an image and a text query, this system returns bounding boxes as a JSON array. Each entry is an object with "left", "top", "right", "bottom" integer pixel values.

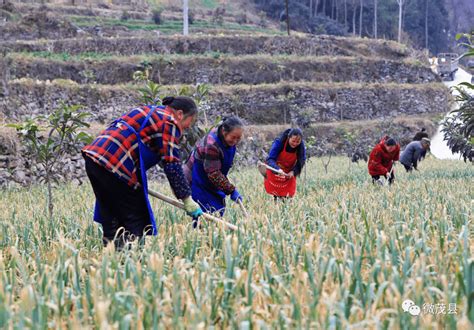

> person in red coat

[{"left": 368, "top": 136, "right": 400, "bottom": 185}]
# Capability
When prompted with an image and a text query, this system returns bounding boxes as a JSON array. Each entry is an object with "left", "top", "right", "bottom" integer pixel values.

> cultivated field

[{"left": 0, "top": 157, "right": 472, "bottom": 328}]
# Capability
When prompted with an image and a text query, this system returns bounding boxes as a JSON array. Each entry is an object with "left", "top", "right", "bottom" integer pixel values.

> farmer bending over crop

[
  {"left": 413, "top": 128, "right": 429, "bottom": 141},
  {"left": 82, "top": 96, "right": 203, "bottom": 250},
  {"left": 368, "top": 136, "right": 400, "bottom": 185},
  {"left": 400, "top": 138, "right": 431, "bottom": 172},
  {"left": 183, "top": 116, "right": 244, "bottom": 217},
  {"left": 412, "top": 128, "right": 429, "bottom": 160},
  {"left": 262, "top": 128, "right": 306, "bottom": 200}
]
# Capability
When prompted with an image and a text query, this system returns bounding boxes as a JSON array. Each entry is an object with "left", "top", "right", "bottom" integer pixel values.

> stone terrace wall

[
  {"left": 10, "top": 0, "right": 147, "bottom": 6},
  {"left": 0, "top": 80, "right": 450, "bottom": 125},
  {"left": 209, "top": 83, "right": 450, "bottom": 124},
  {"left": 0, "top": 35, "right": 410, "bottom": 59},
  {"left": 6, "top": 56, "right": 438, "bottom": 85}
]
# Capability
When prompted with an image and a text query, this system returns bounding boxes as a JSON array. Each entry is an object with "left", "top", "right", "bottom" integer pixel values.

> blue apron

[
  {"left": 94, "top": 106, "right": 162, "bottom": 235},
  {"left": 191, "top": 131, "right": 236, "bottom": 216}
]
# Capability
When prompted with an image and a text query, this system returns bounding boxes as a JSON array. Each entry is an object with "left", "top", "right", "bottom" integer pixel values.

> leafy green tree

[
  {"left": 9, "top": 105, "right": 92, "bottom": 218},
  {"left": 133, "top": 64, "right": 161, "bottom": 105},
  {"left": 171, "top": 83, "right": 216, "bottom": 160},
  {"left": 442, "top": 32, "right": 473, "bottom": 162},
  {"left": 133, "top": 68, "right": 213, "bottom": 160}
]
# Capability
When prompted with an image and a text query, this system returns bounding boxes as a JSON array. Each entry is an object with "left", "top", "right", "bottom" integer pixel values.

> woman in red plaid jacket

[{"left": 82, "top": 96, "right": 203, "bottom": 250}]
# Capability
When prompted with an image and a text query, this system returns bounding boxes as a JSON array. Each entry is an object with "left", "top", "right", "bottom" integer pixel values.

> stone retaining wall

[
  {"left": 0, "top": 80, "right": 450, "bottom": 125},
  {"left": 0, "top": 35, "right": 410, "bottom": 58},
  {"left": 6, "top": 56, "right": 438, "bottom": 85}
]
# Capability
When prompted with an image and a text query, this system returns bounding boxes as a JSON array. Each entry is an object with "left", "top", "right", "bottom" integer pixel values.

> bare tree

[
  {"left": 396, "top": 0, "right": 404, "bottom": 43},
  {"left": 285, "top": 0, "right": 290, "bottom": 35},
  {"left": 314, "top": 0, "right": 320, "bottom": 16},
  {"left": 374, "top": 0, "right": 377, "bottom": 38},
  {"left": 424, "top": 0, "right": 429, "bottom": 49},
  {"left": 322, "top": 154, "right": 332, "bottom": 174},
  {"left": 183, "top": 0, "right": 189, "bottom": 36},
  {"left": 344, "top": 0, "right": 347, "bottom": 29},
  {"left": 401, "top": 0, "right": 411, "bottom": 38},
  {"left": 352, "top": 0, "right": 357, "bottom": 35},
  {"left": 359, "top": 0, "right": 363, "bottom": 37}
]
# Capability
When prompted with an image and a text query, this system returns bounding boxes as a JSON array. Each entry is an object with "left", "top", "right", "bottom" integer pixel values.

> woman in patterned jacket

[{"left": 183, "top": 116, "right": 244, "bottom": 216}]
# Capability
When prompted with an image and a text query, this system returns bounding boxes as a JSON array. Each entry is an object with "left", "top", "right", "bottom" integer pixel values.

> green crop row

[{"left": 0, "top": 157, "right": 472, "bottom": 327}]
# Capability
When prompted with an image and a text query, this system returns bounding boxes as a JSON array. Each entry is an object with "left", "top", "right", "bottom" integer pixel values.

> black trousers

[
  {"left": 401, "top": 163, "right": 413, "bottom": 172},
  {"left": 84, "top": 155, "right": 152, "bottom": 249},
  {"left": 273, "top": 196, "right": 290, "bottom": 202},
  {"left": 371, "top": 172, "right": 395, "bottom": 185}
]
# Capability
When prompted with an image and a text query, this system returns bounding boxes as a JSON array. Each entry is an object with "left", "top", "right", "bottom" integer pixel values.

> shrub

[
  {"left": 152, "top": 8, "right": 163, "bottom": 25},
  {"left": 120, "top": 10, "right": 131, "bottom": 21},
  {"left": 188, "top": 9, "right": 195, "bottom": 25},
  {"left": 212, "top": 7, "right": 225, "bottom": 26},
  {"left": 258, "top": 11, "right": 267, "bottom": 28},
  {"left": 236, "top": 12, "right": 247, "bottom": 25},
  {"left": 306, "top": 15, "right": 348, "bottom": 36}
]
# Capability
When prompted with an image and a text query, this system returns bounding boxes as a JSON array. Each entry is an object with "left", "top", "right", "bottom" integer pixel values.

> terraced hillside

[
  {"left": 0, "top": 0, "right": 277, "bottom": 40},
  {"left": 0, "top": 0, "right": 451, "bottom": 186}
]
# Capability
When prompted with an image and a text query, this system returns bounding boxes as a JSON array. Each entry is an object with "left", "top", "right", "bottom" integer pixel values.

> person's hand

[
  {"left": 183, "top": 197, "right": 203, "bottom": 218},
  {"left": 192, "top": 218, "right": 202, "bottom": 229},
  {"left": 276, "top": 169, "right": 287, "bottom": 178},
  {"left": 287, "top": 171, "right": 295, "bottom": 178},
  {"left": 388, "top": 173, "right": 395, "bottom": 184},
  {"left": 230, "top": 189, "right": 243, "bottom": 202}
]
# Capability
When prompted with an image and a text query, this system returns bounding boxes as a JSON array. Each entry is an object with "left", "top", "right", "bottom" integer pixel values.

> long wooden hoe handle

[
  {"left": 385, "top": 162, "right": 397, "bottom": 187},
  {"left": 237, "top": 199, "right": 249, "bottom": 218},
  {"left": 149, "top": 187, "right": 274, "bottom": 246},
  {"left": 257, "top": 161, "right": 290, "bottom": 177},
  {"left": 147, "top": 188, "right": 238, "bottom": 231}
]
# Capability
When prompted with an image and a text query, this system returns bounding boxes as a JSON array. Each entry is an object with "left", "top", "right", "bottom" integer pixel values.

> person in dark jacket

[
  {"left": 413, "top": 128, "right": 430, "bottom": 159},
  {"left": 400, "top": 138, "right": 431, "bottom": 172},
  {"left": 368, "top": 136, "right": 400, "bottom": 185},
  {"left": 82, "top": 96, "right": 203, "bottom": 250},
  {"left": 263, "top": 128, "right": 306, "bottom": 199},
  {"left": 183, "top": 116, "right": 244, "bottom": 216},
  {"left": 413, "top": 128, "right": 429, "bottom": 141}
]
